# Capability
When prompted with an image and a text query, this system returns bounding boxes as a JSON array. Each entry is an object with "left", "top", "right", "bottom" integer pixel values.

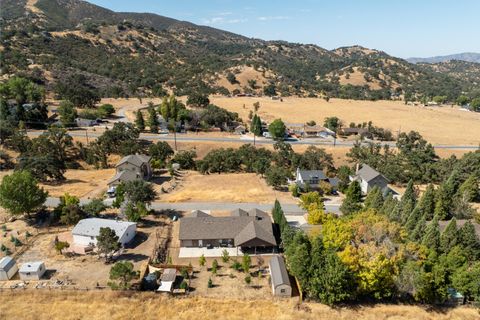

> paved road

[
  {"left": 44, "top": 197, "right": 341, "bottom": 214},
  {"left": 28, "top": 130, "right": 479, "bottom": 150}
]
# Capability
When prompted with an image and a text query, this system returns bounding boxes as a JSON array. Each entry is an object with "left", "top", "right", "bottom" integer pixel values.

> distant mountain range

[
  {"left": 407, "top": 53, "right": 480, "bottom": 64},
  {"left": 1, "top": 0, "right": 479, "bottom": 100}
]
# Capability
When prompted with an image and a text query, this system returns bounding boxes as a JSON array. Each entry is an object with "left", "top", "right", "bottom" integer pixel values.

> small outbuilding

[
  {"left": 19, "top": 261, "right": 46, "bottom": 281},
  {"left": 157, "top": 268, "right": 177, "bottom": 292},
  {"left": 0, "top": 256, "right": 18, "bottom": 281},
  {"left": 269, "top": 255, "right": 292, "bottom": 297}
]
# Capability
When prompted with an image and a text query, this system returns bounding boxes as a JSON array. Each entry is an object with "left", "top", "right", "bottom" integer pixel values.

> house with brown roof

[
  {"left": 179, "top": 209, "right": 277, "bottom": 253},
  {"left": 339, "top": 127, "right": 370, "bottom": 137}
]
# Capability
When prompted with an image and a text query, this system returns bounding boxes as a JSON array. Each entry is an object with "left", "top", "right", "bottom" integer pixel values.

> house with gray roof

[
  {"left": 295, "top": 168, "right": 338, "bottom": 191},
  {"left": 437, "top": 220, "right": 480, "bottom": 239},
  {"left": 350, "top": 164, "right": 389, "bottom": 194},
  {"left": 72, "top": 218, "right": 136, "bottom": 249},
  {"left": 179, "top": 209, "right": 276, "bottom": 253},
  {"left": 0, "top": 256, "right": 18, "bottom": 281},
  {"left": 269, "top": 255, "right": 291, "bottom": 297},
  {"left": 108, "top": 154, "right": 152, "bottom": 187}
]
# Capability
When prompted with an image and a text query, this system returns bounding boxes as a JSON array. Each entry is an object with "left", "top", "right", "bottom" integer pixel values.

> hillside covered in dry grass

[
  {"left": 2, "top": 0, "right": 479, "bottom": 101},
  {"left": 1, "top": 291, "right": 479, "bottom": 320}
]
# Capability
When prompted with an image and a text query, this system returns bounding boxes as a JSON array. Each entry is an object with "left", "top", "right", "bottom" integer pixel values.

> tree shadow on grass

[{"left": 117, "top": 252, "right": 149, "bottom": 263}]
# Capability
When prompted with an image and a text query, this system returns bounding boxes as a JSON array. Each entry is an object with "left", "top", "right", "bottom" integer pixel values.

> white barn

[
  {"left": 0, "top": 256, "right": 18, "bottom": 281},
  {"left": 19, "top": 261, "right": 46, "bottom": 281},
  {"left": 72, "top": 218, "right": 137, "bottom": 247}
]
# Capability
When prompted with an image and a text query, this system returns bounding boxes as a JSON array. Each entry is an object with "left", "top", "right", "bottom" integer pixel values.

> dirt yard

[
  {"left": 188, "top": 262, "right": 272, "bottom": 299},
  {"left": 209, "top": 96, "right": 480, "bottom": 146},
  {"left": 1, "top": 291, "right": 478, "bottom": 320},
  {"left": 0, "top": 215, "right": 170, "bottom": 288},
  {"left": 161, "top": 172, "right": 295, "bottom": 204}
]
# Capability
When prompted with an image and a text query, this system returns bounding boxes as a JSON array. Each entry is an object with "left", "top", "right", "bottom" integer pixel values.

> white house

[
  {"left": 295, "top": 168, "right": 339, "bottom": 191},
  {"left": 72, "top": 218, "right": 137, "bottom": 248},
  {"left": 350, "top": 164, "right": 389, "bottom": 195},
  {"left": 19, "top": 261, "right": 46, "bottom": 281},
  {"left": 0, "top": 256, "right": 18, "bottom": 281},
  {"left": 269, "top": 255, "right": 292, "bottom": 297}
]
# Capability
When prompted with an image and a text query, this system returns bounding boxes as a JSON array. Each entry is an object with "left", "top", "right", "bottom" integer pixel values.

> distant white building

[
  {"left": 72, "top": 218, "right": 137, "bottom": 248},
  {"left": 19, "top": 261, "right": 46, "bottom": 281},
  {"left": 0, "top": 256, "right": 18, "bottom": 281}
]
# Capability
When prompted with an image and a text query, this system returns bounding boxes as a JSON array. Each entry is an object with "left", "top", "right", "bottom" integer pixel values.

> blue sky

[{"left": 89, "top": 0, "right": 480, "bottom": 58}]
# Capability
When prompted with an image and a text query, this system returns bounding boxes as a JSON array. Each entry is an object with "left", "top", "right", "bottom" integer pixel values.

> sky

[{"left": 88, "top": 0, "right": 480, "bottom": 58}]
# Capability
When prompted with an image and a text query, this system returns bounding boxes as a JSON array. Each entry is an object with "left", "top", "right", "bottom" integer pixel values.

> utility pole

[{"left": 85, "top": 129, "right": 89, "bottom": 144}]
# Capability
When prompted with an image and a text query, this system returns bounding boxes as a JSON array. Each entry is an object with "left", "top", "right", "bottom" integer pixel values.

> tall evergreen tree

[
  {"left": 364, "top": 186, "right": 384, "bottom": 211},
  {"left": 285, "top": 232, "right": 311, "bottom": 287},
  {"left": 434, "top": 185, "right": 450, "bottom": 220},
  {"left": 381, "top": 194, "right": 399, "bottom": 219},
  {"left": 417, "top": 184, "right": 436, "bottom": 220},
  {"left": 405, "top": 207, "right": 422, "bottom": 233},
  {"left": 457, "top": 174, "right": 479, "bottom": 202},
  {"left": 439, "top": 218, "right": 458, "bottom": 254},
  {"left": 147, "top": 106, "right": 159, "bottom": 133},
  {"left": 308, "top": 237, "right": 353, "bottom": 305},
  {"left": 251, "top": 114, "right": 262, "bottom": 136},
  {"left": 459, "top": 221, "right": 480, "bottom": 259},
  {"left": 400, "top": 180, "right": 416, "bottom": 224},
  {"left": 135, "top": 111, "right": 145, "bottom": 131},
  {"left": 410, "top": 215, "right": 427, "bottom": 242},
  {"left": 340, "top": 180, "right": 362, "bottom": 215},
  {"left": 422, "top": 217, "right": 441, "bottom": 253}
]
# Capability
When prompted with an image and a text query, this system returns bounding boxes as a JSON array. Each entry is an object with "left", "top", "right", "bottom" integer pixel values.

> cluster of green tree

[
  {"left": 55, "top": 74, "right": 101, "bottom": 108},
  {"left": 77, "top": 103, "right": 115, "bottom": 120},
  {"left": 0, "top": 77, "right": 48, "bottom": 129},
  {"left": 274, "top": 193, "right": 480, "bottom": 305},
  {"left": 196, "top": 143, "right": 335, "bottom": 189},
  {"left": 135, "top": 96, "right": 239, "bottom": 134},
  {"left": 344, "top": 120, "right": 395, "bottom": 141},
  {"left": 348, "top": 131, "right": 473, "bottom": 183},
  {"left": 3, "top": 126, "right": 75, "bottom": 182},
  {"left": 52, "top": 193, "right": 106, "bottom": 225},
  {"left": 113, "top": 180, "right": 156, "bottom": 222}
]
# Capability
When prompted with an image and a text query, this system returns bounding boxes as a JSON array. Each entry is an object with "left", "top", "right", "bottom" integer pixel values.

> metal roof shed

[
  {"left": 269, "top": 255, "right": 292, "bottom": 297},
  {"left": 0, "top": 256, "right": 18, "bottom": 281}
]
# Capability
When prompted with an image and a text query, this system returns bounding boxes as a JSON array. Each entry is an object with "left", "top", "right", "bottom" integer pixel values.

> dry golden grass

[
  {"left": 336, "top": 66, "right": 383, "bottom": 90},
  {"left": 0, "top": 291, "right": 478, "bottom": 320},
  {"left": 162, "top": 172, "right": 294, "bottom": 204},
  {"left": 0, "top": 168, "right": 115, "bottom": 198},
  {"left": 209, "top": 96, "right": 480, "bottom": 146},
  {"left": 215, "top": 65, "right": 272, "bottom": 92}
]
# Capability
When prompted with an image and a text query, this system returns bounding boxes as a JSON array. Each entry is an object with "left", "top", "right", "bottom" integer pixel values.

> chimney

[{"left": 356, "top": 163, "right": 360, "bottom": 173}]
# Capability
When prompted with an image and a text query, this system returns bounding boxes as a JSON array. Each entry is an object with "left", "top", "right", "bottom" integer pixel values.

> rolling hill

[
  {"left": 1, "top": 0, "right": 479, "bottom": 101},
  {"left": 407, "top": 52, "right": 480, "bottom": 64}
]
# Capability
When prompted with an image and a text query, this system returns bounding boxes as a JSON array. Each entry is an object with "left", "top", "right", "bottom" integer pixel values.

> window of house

[
  {"left": 91, "top": 236, "right": 94, "bottom": 240},
  {"left": 280, "top": 289, "right": 285, "bottom": 293}
]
